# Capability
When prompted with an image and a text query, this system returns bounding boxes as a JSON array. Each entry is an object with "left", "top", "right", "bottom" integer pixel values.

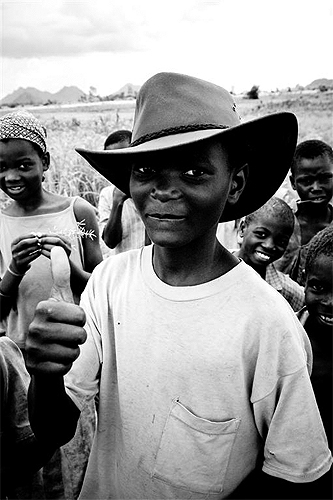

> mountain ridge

[{"left": 1, "top": 79, "right": 332, "bottom": 107}]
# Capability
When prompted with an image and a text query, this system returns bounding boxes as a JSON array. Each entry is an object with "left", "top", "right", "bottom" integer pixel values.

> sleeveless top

[{"left": 0, "top": 197, "right": 84, "bottom": 348}]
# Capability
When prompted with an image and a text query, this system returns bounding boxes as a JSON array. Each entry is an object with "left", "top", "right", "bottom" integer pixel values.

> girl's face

[
  {"left": 305, "top": 254, "right": 333, "bottom": 330},
  {"left": 129, "top": 140, "right": 246, "bottom": 249},
  {"left": 0, "top": 139, "right": 49, "bottom": 202},
  {"left": 239, "top": 215, "right": 292, "bottom": 272},
  {"left": 291, "top": 154, "right": 333, "bottom": 204}
]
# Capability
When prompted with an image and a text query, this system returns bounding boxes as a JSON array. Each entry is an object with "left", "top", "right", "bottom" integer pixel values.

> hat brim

[{"left": 76, "top": 112, "right": 297, "bottom": 222}]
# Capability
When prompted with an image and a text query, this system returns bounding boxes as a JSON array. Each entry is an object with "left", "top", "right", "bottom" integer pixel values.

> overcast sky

[{"left": 1, "top": 0, "right": 332, "bottom": 99}]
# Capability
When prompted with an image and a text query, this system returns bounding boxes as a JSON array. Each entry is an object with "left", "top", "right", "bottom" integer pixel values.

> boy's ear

[
  {"left": 227, "top": 163, "right": 249, "bottom": 206},
  {"left": 238, "top": 219, "right": 246, "bottom": 238},
  {"left": 42, "top": 152, "right": 50, "bottom": 172}
]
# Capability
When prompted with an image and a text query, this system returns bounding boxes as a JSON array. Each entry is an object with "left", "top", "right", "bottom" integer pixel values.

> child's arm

[
  {"left": 0, "top": 233, "right": 44, "bottom": 321},
  {"left": 102, "top": 187, "right": 128, "bottom": 249},
  {"left": 26, "top": 278, "right": 86, "bottom": 452}
]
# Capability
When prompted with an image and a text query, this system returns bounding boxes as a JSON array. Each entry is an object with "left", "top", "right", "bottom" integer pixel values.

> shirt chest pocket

[{"left": 152, "top": 399, "right": 241, "bottom": 494}]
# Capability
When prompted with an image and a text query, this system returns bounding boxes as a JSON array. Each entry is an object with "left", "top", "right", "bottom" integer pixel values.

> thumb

[{"left": 50, "top": 246, "right": 74, "bottom": 303}]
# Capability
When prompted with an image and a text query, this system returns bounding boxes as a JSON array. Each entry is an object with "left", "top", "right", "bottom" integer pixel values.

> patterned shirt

[{"left": 265, "top": 263, "right": 305, "bottom": 312}]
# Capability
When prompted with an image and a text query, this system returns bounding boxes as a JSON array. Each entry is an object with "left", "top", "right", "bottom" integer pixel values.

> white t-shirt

[{"left": 65, "top": 246, "right": 332, "bottom": 500}]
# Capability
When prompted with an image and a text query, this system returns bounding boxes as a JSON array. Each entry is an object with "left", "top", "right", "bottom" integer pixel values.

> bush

[{"left": 247, "top": 85, "right": 260, "bottom": 99}]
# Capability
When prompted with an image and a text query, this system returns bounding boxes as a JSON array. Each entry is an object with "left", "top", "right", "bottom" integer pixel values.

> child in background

[
  {"left": 297, "top": 224, "right": 333, "bottom": 499},
  {"left": 26, "top": 72, "right": 332, "bottom": 500},
  {"left": 97, "top": 129, "right": 147, "bottom": 257},
  {"left": 235, "top": 197, "right": 305, "bottom": 311},
  {"left": 0, "top": 110, "right": 103, "bottom": 499},
  {"left": 297, "top": 224, "right": 333, "bottom": 446},
  {"left": 276, "top": 140, "right": 333, "bottom": 285}
]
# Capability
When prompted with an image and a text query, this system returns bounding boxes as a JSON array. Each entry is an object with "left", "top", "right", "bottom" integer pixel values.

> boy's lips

[
  {"left": 317, "top": 314, "right": 333, "bottom": 327},
  {"left": 306, "top": 196, "right": 327, "bottom": 203},
  {"left": 254, "top": 250, "right": 272, "bottom": 263},
  {"left": 6, "top": 185, "right": 25, "bottom": 195},
  {"left": 147, "top": 213, "right": 186, "bottom": 220}
]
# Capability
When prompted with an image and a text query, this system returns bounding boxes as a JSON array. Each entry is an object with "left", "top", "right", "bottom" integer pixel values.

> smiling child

[{"left": 236, "top": 196, "right": 305, "bottom": 311}]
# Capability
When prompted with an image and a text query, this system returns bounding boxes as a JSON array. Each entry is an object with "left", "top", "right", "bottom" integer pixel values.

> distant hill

[
  {"left": 0, "top": 86, "right": 86, "bottom": 106},
  {"left": 105, "top": 83, "right": 140, "bottom": 100},
  {"left": 305, "top": 78, "right": 333, "bottom": 90}
]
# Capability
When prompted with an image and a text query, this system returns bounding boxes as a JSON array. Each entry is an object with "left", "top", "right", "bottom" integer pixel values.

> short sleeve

[{"left": 254, "top": 366, "right": 332, "bottom": 482}]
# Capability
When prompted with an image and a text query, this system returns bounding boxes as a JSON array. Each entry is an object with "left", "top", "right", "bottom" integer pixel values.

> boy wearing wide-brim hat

[{"left": 27, "top": 73, "right": 332, "bottom": 499}]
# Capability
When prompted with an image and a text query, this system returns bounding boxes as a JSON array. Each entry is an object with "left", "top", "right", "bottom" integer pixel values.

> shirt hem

[{"left": 262, "top": 454, "right": 333, "bottom": 483}]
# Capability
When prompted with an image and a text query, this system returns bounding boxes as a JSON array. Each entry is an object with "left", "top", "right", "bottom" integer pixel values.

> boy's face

[
  {"left": 0, "top": 139, "right": 49, "bottom": 201},
  {"left": 290, "top": 154, "right": 333, "bottom": 204},
  {"left": 305, "top": 254, "right": 333, "bottom": 330},
  {"left": 239, "top": 214, "right": 292, "bottom": 272},
  {"left": 129, "top": 140, "right": 245, "bottom": 248}
]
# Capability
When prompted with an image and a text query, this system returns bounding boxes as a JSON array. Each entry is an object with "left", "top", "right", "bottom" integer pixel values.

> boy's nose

[
  {"left": 262, "top": 237, "right": 276, "bottom": 250},
  {"left": 321, "top": 293, "right": 333, "bottom": 308},
  {"left": 5, "top": 169, "right": 20, "bottom": 181},
  {"left": 151, "top": 174, "right": 182, "bottom": 201},
  {"left": 311, "top": 180, "right": 322, "bottom": 191}
]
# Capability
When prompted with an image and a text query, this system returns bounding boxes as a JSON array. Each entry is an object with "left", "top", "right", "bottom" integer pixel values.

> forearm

[
  {"left": 0, "top": 263, "right": 26, "bottom": 320},
  {"left": 69, "top": 260, "right": 91, "bottom": 296},
  {"left": 28, "top": 374, "right": 80, "bottom": 449},
  {"left": 102, "top": 202, "right": 124, "bottom": 248}
]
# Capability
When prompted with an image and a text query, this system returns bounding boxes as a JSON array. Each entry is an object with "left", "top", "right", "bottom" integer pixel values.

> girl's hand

[
  {"left": 10, "top": 233, "right": 45, "bottom": 274},
  {"left": 38, "top": 234, "right": 72, "bottom": 260}
]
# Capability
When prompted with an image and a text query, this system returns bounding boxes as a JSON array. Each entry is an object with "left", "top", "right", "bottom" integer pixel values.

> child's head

[
  {"left": 238, "top": 196, "right": 294, "bottom": 274},
  {"left": 104, "top": 129, "right": 132, "bottom": 151},
  {"left": 0, "top": 111, "right": 49, "bottom": 201},
  {"left": 76, "top": 72, "right": 297, "bottom": 244},
  {"left": 290, "top": 139, "right": 333, "bottom": 204},
  {"left": 303, "top": 224, "right": 333, "bottom": 329}
]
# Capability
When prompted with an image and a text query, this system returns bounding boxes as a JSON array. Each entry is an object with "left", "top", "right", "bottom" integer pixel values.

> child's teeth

[
  {"left": 320, "top": 315, "right": 333, "bottom": 325},
  {"left": 256, "top": 252, "right": 270, "bottom": 261}
]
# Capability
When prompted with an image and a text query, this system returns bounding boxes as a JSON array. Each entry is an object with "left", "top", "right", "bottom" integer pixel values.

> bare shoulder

[
  {"left": 73, "top": 197, "right": 97, "bottom": 226},
  {"left": 72, "top": 196, "right": 98, "bottom": 220}
]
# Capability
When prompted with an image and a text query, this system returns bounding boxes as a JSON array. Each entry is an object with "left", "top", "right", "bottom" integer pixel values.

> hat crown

[{"left": 132, "top": 72, "right": 240, "bottom": 145}]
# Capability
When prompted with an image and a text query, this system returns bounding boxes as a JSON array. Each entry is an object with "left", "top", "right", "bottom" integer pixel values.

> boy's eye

[
  {"left": 132, "top": 165, "right": 155, "bottom": 176},
  {"left": 307, "top": 280, "right": 325, "bottom": 293},
  {"left": 253, "top": 231, "right": 267, "bottom": 238},
  {"left": 183, "top": 169, "right": 205, "bottom": 178}
]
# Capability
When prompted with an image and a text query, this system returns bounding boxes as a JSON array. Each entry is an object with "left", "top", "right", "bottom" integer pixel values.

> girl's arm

[
  {"left": 0, "top": 233, "right": 44, "bottom": 321},
  {"left": 70, "top": 197, "right": 103, "bottom": 294}
]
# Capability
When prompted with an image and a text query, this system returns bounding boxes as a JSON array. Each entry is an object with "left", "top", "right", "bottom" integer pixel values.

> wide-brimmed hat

[{"left": 76, "top": 72, "right": 298, "bottom": 221}]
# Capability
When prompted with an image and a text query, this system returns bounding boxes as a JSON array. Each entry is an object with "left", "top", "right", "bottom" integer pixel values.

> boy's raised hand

[
  {"left": 50, "top": 247, "right": 74, "bottom": 303},
  {"left": 26, "top": 247, "right": 86, "bottom": 376}
]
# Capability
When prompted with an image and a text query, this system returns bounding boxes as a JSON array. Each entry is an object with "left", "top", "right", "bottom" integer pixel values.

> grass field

[{"left": 1, "top": 90, "right": 332, "bottom": 209}]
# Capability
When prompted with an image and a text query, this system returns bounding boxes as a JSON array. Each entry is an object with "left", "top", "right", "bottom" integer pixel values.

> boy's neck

[
  {"left": 236, "top": 249, "right": 267, "bottom": 279},
  {"left": 152, "top": 236, "right": 239, "bottom": 286}
]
